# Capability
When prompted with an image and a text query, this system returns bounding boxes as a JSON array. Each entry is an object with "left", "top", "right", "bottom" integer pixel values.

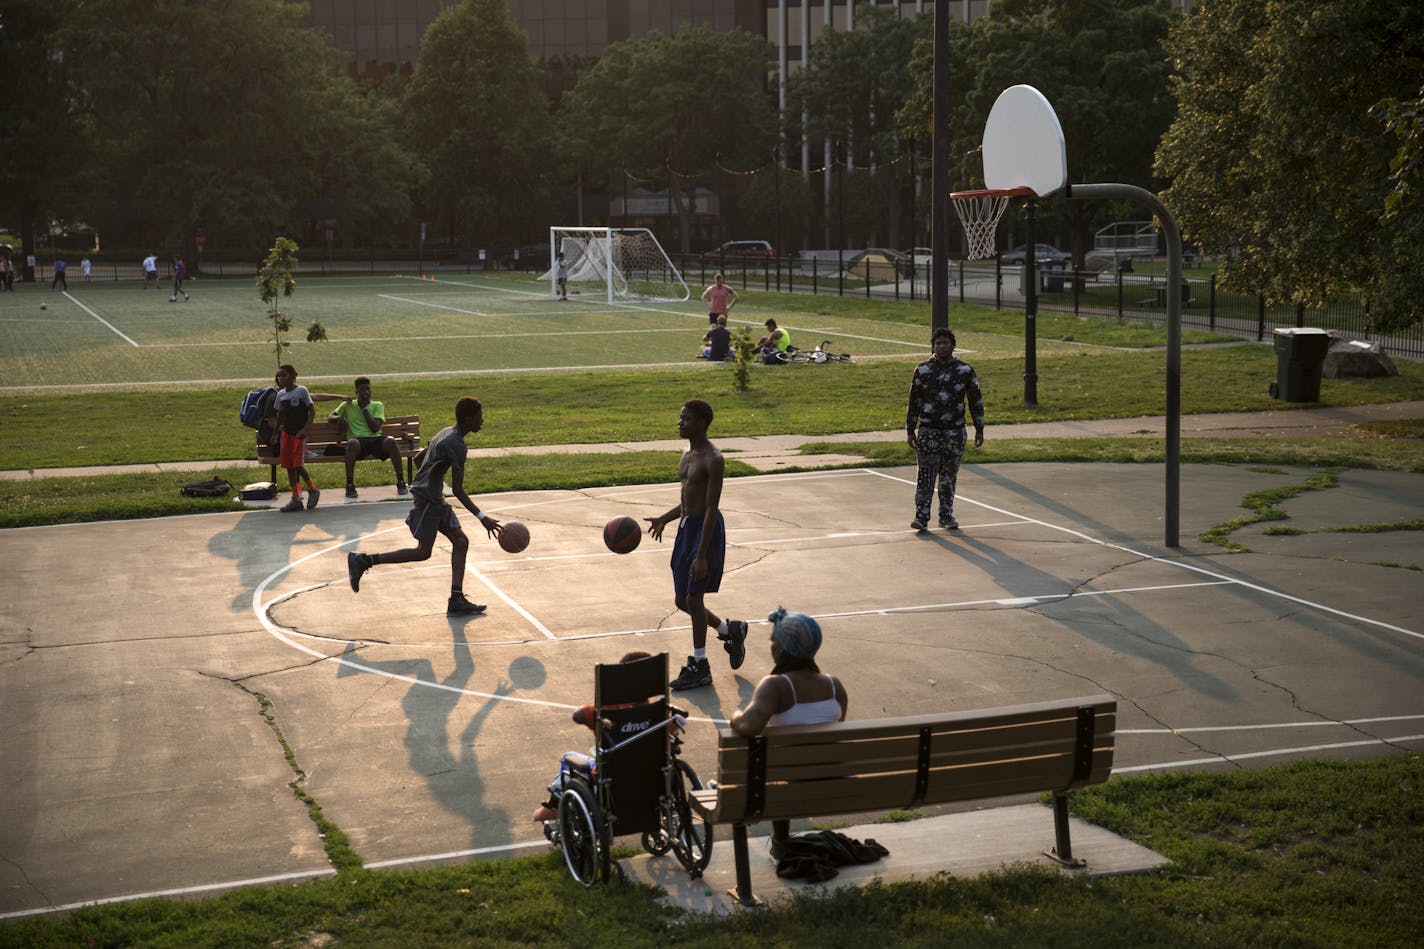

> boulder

[{"left": 1323, "top": 334, "right": 1397, "bottom": 379}]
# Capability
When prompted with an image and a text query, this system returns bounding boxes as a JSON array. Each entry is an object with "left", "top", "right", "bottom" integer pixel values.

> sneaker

[
  {"left": 447, "top": 593, "right": 486, "bottom": 616},
  {"left": 396, "top": 482, "right": 409, "bottom": 496},
  {"left": 719, "top": 620, "right": 748, "bottom": 670},
  {"left": 345, "top": 484, "right": 358, "bottom": 499},
  {"left": 670, "top": 656, "right": 712, "bottom": 691},
  {"left": 183, "top": 294, "right": 190, "bottom": 301},
  {"left": 305, "top": 488, "right": 320, "bottom": 510},
  {"left": 280, "top": 498, "right": 303, "bottom": 512},
  {"left": 940, "top": 516, "right": 959, "bottom": 530},
  {"left": 347, "top": 552, "right": 369, "bottom": 592},
  {"left": 168, "top": 296, "right": 176, "bottom": 303},
  {"left": 910, "top": 519, "right": 927, "bottom": 531}
]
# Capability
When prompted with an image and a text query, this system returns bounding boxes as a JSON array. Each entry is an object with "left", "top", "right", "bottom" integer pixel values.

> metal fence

[{"left": 677, "top": 254, "right": 1424, "bottom": 361}]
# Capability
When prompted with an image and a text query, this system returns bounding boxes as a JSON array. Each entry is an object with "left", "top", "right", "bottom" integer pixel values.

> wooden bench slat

[{"left": 256, "top": 415, "right": 422, "bottom": 481}]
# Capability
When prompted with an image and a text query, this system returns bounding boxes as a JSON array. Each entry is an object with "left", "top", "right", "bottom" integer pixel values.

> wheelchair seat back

[{"left": 594, "top": 653, "right": 671, "bottom": 838}]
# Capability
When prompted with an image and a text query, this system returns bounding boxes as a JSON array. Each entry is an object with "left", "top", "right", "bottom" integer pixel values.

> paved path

[{"left": 2, "top": 401, "right": 1419, "bottom": 483}]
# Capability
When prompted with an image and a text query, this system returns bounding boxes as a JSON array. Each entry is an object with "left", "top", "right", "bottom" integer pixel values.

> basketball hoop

[{"left": 950, "top": 187, "right": 1033, "bottom": 261}]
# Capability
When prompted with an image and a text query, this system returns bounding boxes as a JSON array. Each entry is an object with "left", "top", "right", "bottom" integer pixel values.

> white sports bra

[{"left": 766, "top": 674, "right": 842, "bottom": 727}]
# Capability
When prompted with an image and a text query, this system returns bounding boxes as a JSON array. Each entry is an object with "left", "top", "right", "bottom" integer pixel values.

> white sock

[
  {"left": 717, "top": 618, "right": 729, "bottom": 636},
  {"left": 692, "top": 648, "right": 706, "bottom": 661}
]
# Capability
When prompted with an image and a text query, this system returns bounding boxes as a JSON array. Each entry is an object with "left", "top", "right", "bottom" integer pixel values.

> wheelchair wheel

[
  {"left": 558, "top": 776, "right": 610, "bottom": 886},
  {"left": 666, "top": 759, "right": 713, "bottom": 876},
  {"left": 641, "top": 828, "right": 672, "bottom": 857}
]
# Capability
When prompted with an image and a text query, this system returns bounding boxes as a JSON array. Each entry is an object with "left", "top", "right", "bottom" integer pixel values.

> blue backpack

[{"left": 240, "top": 386, "right": 277, "bottom": 429}]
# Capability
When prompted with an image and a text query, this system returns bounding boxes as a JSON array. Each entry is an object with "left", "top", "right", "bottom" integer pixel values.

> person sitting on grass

[
  {"left": 757, "top": 318, "right": 791, "bottom": 362},
  {"left": 328, "top": 376, "right": 408, "bottom": 499},
  {"left": 700, "top": 314, "right": 732, "bottom": 361}
]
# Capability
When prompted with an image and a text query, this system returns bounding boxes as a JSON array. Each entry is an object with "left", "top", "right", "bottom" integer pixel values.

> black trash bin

[{"left": 1269, "top": 327, "right": 1330, "bottom": 402}]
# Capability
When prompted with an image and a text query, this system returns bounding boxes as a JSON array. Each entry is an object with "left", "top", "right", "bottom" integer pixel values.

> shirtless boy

[{"left": 645, "top": 399, "right": 748, "bottom": 690}]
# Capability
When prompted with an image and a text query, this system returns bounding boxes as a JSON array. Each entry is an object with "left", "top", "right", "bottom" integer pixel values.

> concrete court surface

[{"left": 1, "top": 461, "right": 1421, "bottom": 918}]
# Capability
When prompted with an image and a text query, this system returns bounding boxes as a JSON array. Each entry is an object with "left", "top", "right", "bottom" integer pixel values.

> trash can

[
  {"left": 1040, "top": 260, "right": 1066, "bottom": 293},
  {"left": 1269, "top": 327, "right": 1330, "bottom": 402}
]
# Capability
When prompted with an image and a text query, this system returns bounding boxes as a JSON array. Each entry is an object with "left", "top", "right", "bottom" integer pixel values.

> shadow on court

[{"left": 1, "top": 463, "right": 1420, "bottom": 917}]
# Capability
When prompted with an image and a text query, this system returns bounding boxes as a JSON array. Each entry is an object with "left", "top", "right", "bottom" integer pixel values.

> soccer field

[{"left": 0, "top": 272, "right": 1079, "bottom": 391}]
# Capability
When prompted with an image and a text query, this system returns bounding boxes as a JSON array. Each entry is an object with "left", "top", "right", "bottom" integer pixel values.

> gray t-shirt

[{"left": 410, "top": 424, "right": 467, "bottom": 503}]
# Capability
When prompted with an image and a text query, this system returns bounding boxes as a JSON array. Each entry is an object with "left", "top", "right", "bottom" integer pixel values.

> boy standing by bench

[
  {"left": 328, "top": 376, "right": 408, "bottom": 498},
  {"left": 346, "top": 396, "right": 502, "bottom": 616},
  {"left": 274, "top": 364, "right": 322, "bottom": 512}
]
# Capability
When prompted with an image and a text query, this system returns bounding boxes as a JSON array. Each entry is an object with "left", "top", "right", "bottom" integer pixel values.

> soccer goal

[{"left": 542, "top": 227, "right": 690, "bottom": 303}]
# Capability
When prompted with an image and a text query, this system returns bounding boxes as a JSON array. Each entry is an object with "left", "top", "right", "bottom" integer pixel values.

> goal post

[{"left": 543, "top": 227, "right": 690, "bottom": 303}]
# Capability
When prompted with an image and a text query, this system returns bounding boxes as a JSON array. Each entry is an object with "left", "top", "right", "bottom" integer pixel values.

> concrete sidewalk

[{"left": 1, "top": 401, "right": 1419, "bottom": 483}]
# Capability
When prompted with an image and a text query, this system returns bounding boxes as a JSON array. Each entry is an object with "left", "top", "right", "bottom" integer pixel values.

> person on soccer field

[
  {"left": 347, "top": 396, "right": 502, "bottom": 616},
  {"left": 757, "top": 318, "right": 791, "bottom": 360},
  {"left": 700, "top": 272, "right": 738, "bottom": 326},
  {"left": 555, "top": 252, "right": 568, "bottom": 300},
  {"left": 273, "top": 364, "right": 324, "bottom": 512},
  {"left": 81, "top": 257, "right": 91, "bottom": 281},
  {"left": 142, "top": 253, "right": 159, "bottom": 289},
  {"left": 700, "top": 314, "right": 732, "bottom": 361},
  {"left": 644, "top": 399, "right": 748, "bottom": 691},
  {"left": 51, "top": 258, "right": 67, "bottom": 291},
  {"left": 328, "top": 376, "right": 408, "bottom": 498},
  {"left": 169, "top": 256, "right": 189, "bottom": 302},
  {"left": 905, "top": 326, "right": 985, "bottom": 531}
]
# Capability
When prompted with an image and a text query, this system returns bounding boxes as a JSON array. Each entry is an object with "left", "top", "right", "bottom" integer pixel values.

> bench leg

[
  {"left": 727, "top": 823, "right": 762, "bottom": 908},
  {"left": 1044, "top": 790, "right": 1087, "bottom": 869}
]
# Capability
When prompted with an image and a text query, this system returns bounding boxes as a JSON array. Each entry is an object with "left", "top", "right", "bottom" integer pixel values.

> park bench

[
  {"left": 257, "top": 415, "right": 422, "bottom": 484},
  {"left": 689, "top": 694, "right": 1116, "bottom": 907}
]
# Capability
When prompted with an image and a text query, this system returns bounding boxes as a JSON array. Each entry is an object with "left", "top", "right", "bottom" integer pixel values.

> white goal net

[{"left": 542, "top": 227, "right": 690, "bottom": 303}]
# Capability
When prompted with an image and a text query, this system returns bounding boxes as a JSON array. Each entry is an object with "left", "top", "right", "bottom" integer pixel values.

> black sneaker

[
  {"left": 940, "top": 515, "right": 959, "bottom": 530},
  {"left": 347, "top": 552, "right": 370, "bottom": 592},
  {"left": 447, "top": 593, "right": 486, "bottom": 616},
  {"left": 396, "top": 482, "right": 409, "bottom": 496},
  {"left": 910, "top": 519, "right": 927, "bottom": 531},
  {"left": 345, "top": 484, "right": 358, "bottom": 499},
  {"left": 280, "top": 498, "right": 304, "bottom": 512},
  {"left": 305, "top": 488, "right": 320, "bottom": 510},
  {"left": 670, "top": 656, "right": 712, "bottom": 691},
  {"left": 719, "top": 620, "right": 748, "bottom": 670}
]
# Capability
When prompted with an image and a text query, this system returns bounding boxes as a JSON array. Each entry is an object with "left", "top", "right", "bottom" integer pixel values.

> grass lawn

[{"left": 6, "top": 755, "right": 1420, "bottom": 947}]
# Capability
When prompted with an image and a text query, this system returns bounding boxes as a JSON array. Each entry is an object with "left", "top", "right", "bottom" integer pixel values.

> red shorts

[{"left": 279, "top": 434, "right": 306, "bottom": 469}]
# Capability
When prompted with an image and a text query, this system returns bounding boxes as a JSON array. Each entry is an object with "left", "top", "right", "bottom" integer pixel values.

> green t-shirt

[{"left": 333, "top": 399, "right": 386, "bottom": 439}]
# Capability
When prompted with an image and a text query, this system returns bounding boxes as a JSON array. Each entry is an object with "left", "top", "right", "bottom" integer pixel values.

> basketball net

[{"left": 950, "top": 187, "right": 1032, "bottom": 261}]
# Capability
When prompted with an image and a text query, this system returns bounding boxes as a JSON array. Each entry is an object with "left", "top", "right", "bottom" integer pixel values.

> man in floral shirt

[{"left": 905, "top": 327, "right": 985, "bottom": 531}]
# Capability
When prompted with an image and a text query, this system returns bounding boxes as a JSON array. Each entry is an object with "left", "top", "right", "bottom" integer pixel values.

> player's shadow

[
  {"left": 207, "top": 509, "right": 364, "bottom": 613},
  {"left": 336, "top": 628, "right": 521, "bottom": 851},
  {"left": 965, "top": 465, "right": 1424, "bottom": 682},
  {"left": 920, "top": 529, "right": 1239, "bottom": 702}
]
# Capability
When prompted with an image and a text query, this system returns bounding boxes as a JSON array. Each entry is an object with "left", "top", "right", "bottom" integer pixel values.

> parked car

[
  {"left": 999, "top": 243, "right": 1070, "bottom": 265},
  {"left": 845, "top": 248, "right": 912, "bottom": 281},
  {"left": 701, "top": 240, "right": 775, "bottom": 261}
]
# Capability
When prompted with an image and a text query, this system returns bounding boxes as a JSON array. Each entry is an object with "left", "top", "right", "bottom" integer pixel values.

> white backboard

[{"left": 982, "top": 85, "right": 1067, "bottom": 197}]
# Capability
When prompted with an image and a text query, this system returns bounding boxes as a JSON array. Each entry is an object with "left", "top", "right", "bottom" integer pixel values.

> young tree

[
  {"left": 1158, "top": 0, "right": 1424, "bottom": 330},
  {"left": 404, "top": 0, "right": 552, "bottom": 248},
  {"left": 257, "top": 238, "right": 325, "bottom": 365},
  {"left": 561, "top": 27, "right": 778, "bottom": 254}
]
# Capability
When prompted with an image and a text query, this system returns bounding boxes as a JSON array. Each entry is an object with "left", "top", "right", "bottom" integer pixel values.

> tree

[
  {"left": 787, "top": 7, "right": 929, "bottom": 248},
  {"left": 900, "top": 0, "right": 1179, "bottom": 262},
  {"left": 561, "top": 27, "right": 778, "bottom": 254},
  {"left": 257, "top": 238, "right": 325, "bottom": 365},
  {"left": 404, "top": 0, "right": 552, "bottom": 249},
  {"left": 1157, "top": 0, "right": 1424, "bottom": 330}
]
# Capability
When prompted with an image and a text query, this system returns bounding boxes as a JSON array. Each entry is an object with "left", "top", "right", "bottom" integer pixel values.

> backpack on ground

[
  {"left": 180, "top": 478, "right": 232, "bottom": 498},
  {"left": 240, "top": 386, "right": 278, "bottom": 429}
]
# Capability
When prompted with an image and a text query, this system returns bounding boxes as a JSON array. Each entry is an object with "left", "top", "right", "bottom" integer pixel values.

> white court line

[
  {"left": 62, "top": 291, "right": 139, "bottom": 347},
  {"left": 9, "top": 731, "right": 1418, "bottom": 921},
  {"left": 866, "top": 468, "right": 1423, "bottom": 642},
  {"left": 1120, "top": 713, "right": 1424, "bottom": 735}
]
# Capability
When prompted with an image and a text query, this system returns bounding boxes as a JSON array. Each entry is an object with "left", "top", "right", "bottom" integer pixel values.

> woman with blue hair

[{"left": 731, "top": 607, "right": 847, "bottom": 738}]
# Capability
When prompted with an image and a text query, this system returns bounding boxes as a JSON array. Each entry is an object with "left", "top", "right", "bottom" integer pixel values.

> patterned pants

[{"left": 913, "top": 427, "right": 966, "bottom": 525}]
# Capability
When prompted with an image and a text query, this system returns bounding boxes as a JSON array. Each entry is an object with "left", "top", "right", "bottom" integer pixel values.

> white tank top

[{"left": 766, "top": 674, "right": 841, "bottom": 727}]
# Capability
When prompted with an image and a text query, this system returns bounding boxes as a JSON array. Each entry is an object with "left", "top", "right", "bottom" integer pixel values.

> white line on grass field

[{"left": 62, "top": 290, "right": 139, "bottom": 346}]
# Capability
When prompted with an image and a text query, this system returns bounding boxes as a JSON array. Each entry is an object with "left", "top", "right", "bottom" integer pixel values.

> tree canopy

[
  {"left": 1157, "top": 0, "right": 1424, "bottom": 329},
  {"left": 560, "top": 27, "right": 778, "bottom": 253},
  {"left": 404, "top": 0, "right": 552, "bottom": 248}
]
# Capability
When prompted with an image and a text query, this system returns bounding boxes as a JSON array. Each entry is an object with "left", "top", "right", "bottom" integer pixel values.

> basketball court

[{"left": 3, "top": 460, "right": 1421, "bottom": 917}]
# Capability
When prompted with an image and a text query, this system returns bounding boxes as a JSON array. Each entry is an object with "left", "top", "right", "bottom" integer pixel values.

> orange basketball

[
  {"left": 498, "top": 520, "right": 530, "bottom": 554},
  {"left": 603, "top": 515, "right": 642, "bottom": 554}
]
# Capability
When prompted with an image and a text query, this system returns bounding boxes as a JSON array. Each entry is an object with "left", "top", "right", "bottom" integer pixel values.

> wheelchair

[{"left": 545, "top": 652, "right": 713, "bottom": 885}]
